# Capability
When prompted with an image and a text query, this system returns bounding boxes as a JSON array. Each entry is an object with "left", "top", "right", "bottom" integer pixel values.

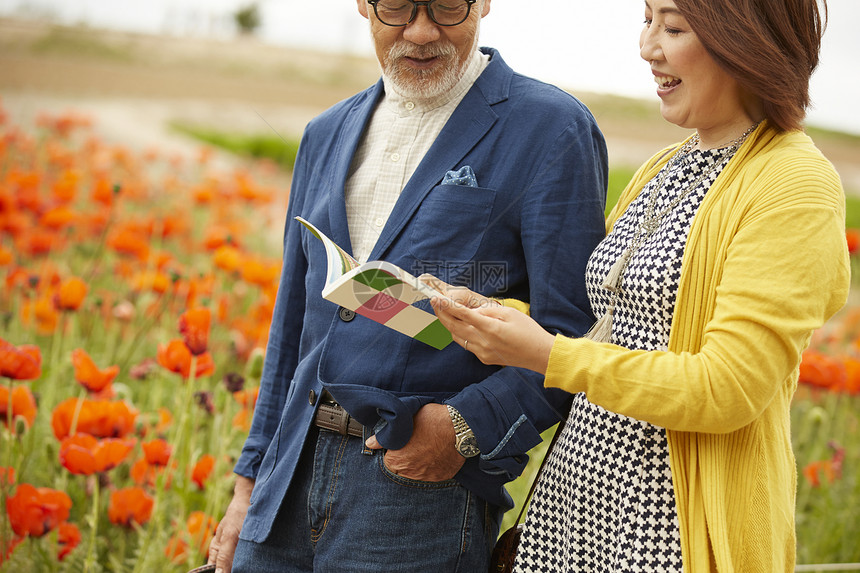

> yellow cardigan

[{"left": 542, "top": 122, "right": 850, "bottom": 572}]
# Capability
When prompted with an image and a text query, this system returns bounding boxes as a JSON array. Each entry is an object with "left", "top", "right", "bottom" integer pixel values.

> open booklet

[{"left": 295, "top": 216, "right": 454, "bottom": 350}]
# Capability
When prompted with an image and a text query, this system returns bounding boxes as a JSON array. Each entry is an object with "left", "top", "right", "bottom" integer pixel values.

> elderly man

[{"left": 208, "top": 0, "right": 607, "bottom": 571}]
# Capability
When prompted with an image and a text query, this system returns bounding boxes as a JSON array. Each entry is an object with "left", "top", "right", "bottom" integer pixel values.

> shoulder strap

[{"left": 513, "top": 421, "right": 566, "bottom": 525}]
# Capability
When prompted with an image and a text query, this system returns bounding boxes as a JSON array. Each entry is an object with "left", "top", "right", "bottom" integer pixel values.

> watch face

[{"left": 457, "top": 435, "right": 480, "bottom": 457}]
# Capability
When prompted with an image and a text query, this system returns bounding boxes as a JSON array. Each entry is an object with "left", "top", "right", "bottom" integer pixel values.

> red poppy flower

[
  {"left": 0, "top": 466, "right": 14, "bottom": 485},
  {"left": 71, "top": 348, "right": 119, "bottom": 394},
  {"left": 1, "top": 534, "right": 24, "bottom": 565},
  {"left": 108, "top": 487, "right": 154, "bottom": 527},
  {"left": 57, "top": 521, "right": 81, "bottom": 561},
  {"left": 0, "top": 385, "right": 37, "bottom": 429},
  {"left": 142, "top": 438, "right": 172, "bottom": 466},
  {"left": 191, "top": 454, "right": 215, "bottom": 489},
  {"left": 55, "top": 277, "right": 87, "bottom": 311},
  {"left": 157, "top": 339, "right": 215, "bottom": 379},
  {"left": 178, "top": 307, "right": 211, "bottom": 355},
  {"left": 59, "top": 433, "right": 135, "bottom": 475},
  {"left": 51, "top": 398, "right": 138, "bottom": 439},
  {"left": 0, "top": 338, "right": 42, "bottom": 380},
  {"left": 5, "top": 483, "right": 72, "bottom": 537}
]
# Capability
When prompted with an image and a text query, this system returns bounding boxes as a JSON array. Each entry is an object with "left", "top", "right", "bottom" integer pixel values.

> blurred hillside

[{"left": 1, "top": 17, "right": 858, "bottom": 192}]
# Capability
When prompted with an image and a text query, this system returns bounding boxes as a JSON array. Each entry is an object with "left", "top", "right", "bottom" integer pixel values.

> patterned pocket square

[{"left": 442, "top": 165, "right": 478, "bottom": 188}]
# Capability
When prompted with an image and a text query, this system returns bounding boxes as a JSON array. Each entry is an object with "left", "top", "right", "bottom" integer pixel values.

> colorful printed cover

[{"left": 295, "top": 217, "right": 453, "bottom": 350}]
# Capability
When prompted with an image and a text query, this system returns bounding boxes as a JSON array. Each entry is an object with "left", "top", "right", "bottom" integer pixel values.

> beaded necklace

[{"left": 585, "top": 122, "right": 760, "bottom": 343}]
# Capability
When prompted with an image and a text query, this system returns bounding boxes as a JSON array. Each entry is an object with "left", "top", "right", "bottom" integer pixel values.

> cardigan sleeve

[{"left": 544, "top": 151, "right": 850, "bottom": 434}]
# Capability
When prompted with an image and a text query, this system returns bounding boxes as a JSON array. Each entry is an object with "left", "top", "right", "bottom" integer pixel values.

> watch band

[{"left": 447, "top": 404, "right": 471, "bottom": 434}]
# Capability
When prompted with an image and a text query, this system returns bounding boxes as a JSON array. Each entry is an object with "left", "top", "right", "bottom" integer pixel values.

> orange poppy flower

[
  {"left": 165, "top": 511, "right": 218, "bottom": 563},
  {"left": 157, "top": 339, "right": 215, "bottom": 379},
  {"left": 55, "top": 521, "right": 81, "bottom": 561},
  {"left": 15, "top": 228, "right": 58, "bottom": 257},
  {"left": 803, "top": 459, "right": 836, "bottom": 488},
  {"left": 1, "top": 466, "right": 15, "bottom": 485},
  {"left": 71, "top": 348, "right": 119, "bottom": 394},
  {"left": 843, "top": 355, "right": 860, "bottom": 395},
  {"left": 0, "top": 245, "right": 12, "bottom": 266},
  {"left": 6, "top": 483, "right": 72, "bottom": 537},
  {"left": 232, "top": 386, "right": 259, "bottom": 431},
  {"left": 131, "top": 270, "right": 171, "bottom": 295},
  {"left": 59, "top": 433, "right": 135, "bottom": 475},
  {"left": 129, "top": 457, "right": 175, "bottom": 489},
  {"left": 55, "top": 277, "right": 88, "bottom": 311},
  {"left": 91, "top": 177, "right": 116, "bottom": 208},
  {"left": 178, "top": 307, "right": 211, "bottom": 356},
  {"left": 846, "top": 228, "right": 860, "bottom": 255},
  {"left": 191, "top": 454, "right": 215, "bottom": 489},
  {"left": 27, "top": 295, "right": 59, "bottom": 335},
  {"left": 798, "top": 349, "right": 846, "bottom": 392},
  {"left": 108, "top": 486, "right": 154, "bottom": 527},
  {"left": 0, "top": 385, "right": 37, "bottom": 429},
  {"left": 107, "top": 226, "right": 150, "bottom": 260},
  {"left": 142, "top": 438, "right": 172, "bottom": 466},
  {"left": 0, "top": 339, "right": 42, "bottom": 380},
  {"left": 39, "top": 205, "right": 77, "bottom": 230},
  {"left": 51, "top": 398, "right": 138, "bottom": 439},
  {"left": 51, "top": 169, "right": 79, "bottom": 203},
  {"left": 240, "top": 257, "right": 280, "bottom": 288},
  {"left": 213, "top": 245, "right": 241, "bottom": 273}
]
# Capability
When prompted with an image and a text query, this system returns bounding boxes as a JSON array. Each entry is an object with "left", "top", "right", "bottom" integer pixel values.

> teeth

[{"left": 654, "top": 75, "right": 681, "bottom": 88}]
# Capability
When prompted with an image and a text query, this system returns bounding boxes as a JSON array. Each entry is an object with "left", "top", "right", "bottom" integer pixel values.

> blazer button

[
  {"left": 308, "top": 390, "right": 316, "bottom": 405},
  {"left": 339, "top": 307, "right": 356, "bottom": 322}
]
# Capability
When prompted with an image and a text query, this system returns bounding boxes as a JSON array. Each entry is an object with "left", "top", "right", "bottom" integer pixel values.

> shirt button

[
  {"left": 405, "top": 101, "right": 415, "bottom": 111},
  {"left": 339, "top": 307, "right": 356, "bottom": 322},
  {"left": 374, "top": 217, "right": 384, "bottom": 227},
  {"left": 308, "top": 390, "right": 316, "bottom": 405},
  {"left": 390, "top": 152, "right": 400, "bottom": 162}
]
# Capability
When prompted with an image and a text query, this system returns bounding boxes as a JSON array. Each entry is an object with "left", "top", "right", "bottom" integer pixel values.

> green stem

[{"left": 83, "top": 476, "right": 100, "bottom": 573}]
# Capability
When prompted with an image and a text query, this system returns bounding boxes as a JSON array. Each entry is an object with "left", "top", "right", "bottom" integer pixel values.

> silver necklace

[{"left": 585, "top": 122, "right": 760, "bottom": 343}]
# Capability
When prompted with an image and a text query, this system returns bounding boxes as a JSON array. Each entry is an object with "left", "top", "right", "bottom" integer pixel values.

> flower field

[
  {"left": 0, "top": 95, "right": 858, "bottom": 572},
  {"left": 0, "top": 98, "right": 285, "bottom": 572}
]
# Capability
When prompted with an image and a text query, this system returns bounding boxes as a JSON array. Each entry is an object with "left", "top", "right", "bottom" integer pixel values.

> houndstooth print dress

[{"left": 513, "top": 147, "right": 734, "bottom": 572}]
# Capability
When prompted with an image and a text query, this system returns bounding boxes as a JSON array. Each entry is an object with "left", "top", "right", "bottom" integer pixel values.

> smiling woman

[{"left": 429, "top": 0, "right": 850, "bottom": 571}]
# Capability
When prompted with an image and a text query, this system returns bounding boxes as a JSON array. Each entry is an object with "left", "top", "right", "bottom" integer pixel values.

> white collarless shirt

[{"left": 345, "top": 49, "right": 489, "bottom": 263}]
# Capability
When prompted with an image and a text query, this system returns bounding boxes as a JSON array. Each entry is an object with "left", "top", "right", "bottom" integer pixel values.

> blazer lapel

[
  {"left": 368, "top": 88, "right": 499, "bottom": 262},
  {"left": 327, "top": 81, "right": 385, "bottom": 253}
]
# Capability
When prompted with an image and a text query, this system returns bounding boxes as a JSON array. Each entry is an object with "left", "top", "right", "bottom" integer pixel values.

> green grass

[
  {"left": 171, "top": 122, "right": 301, "bottom": 171},
  {"left": 31, "top": 26, "right": 134, "bottom": 62}
]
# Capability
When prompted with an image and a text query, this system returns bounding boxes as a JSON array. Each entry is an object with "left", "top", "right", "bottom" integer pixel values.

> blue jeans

[{"left": 233, "top": 427, "right": 502, "bottom": 572}]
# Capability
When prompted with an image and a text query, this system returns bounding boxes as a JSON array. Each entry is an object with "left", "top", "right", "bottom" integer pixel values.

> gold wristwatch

[{"left": 447, "top": 405, "right": 480, "bottom": 458}]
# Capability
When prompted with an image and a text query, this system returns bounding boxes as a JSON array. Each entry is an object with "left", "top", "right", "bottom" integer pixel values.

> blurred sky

[{"left": 4, "top": 0, "right": 859, "bottom": 134}]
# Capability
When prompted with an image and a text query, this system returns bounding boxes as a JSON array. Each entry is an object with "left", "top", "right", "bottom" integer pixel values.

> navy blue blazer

[{"left": 235, "top": 48, "right": 608, "bottom": 542}]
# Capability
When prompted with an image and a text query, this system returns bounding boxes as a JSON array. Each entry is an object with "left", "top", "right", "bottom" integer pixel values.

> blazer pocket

[{"left": 408, "top": 184, "right": 496, "bottom": 274}]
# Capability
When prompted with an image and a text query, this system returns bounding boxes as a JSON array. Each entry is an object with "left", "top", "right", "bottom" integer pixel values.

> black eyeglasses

[{"left": 367, "top": 0, "right": 477, "bottom": 27}]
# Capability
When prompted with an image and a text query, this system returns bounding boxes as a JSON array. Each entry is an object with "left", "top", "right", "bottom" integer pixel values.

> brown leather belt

[{"left": 314, "top": 398, "right": 364, "bottom": 438}]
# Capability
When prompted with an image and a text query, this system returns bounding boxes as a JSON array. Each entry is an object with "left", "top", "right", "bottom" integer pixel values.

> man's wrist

[{"left": 447, "top": 405, "right": 480, "bottom": 458}]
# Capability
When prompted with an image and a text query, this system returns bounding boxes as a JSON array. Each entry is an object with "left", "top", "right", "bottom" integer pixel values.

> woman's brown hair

[{"left": 673, "top": 0, "right": 827, "bottom": 132}]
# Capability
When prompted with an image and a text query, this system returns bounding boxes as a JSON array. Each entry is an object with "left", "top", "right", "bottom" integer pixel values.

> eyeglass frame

[{"left": 366, "top": 0, "right": 478, "bottom": 27}]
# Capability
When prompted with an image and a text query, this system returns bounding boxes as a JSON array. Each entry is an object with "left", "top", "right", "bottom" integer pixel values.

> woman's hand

[
  {"left": 418, "top": 274, "right": 499, "bottom": 309},
  {"left": 430, "top": 297, "right": 555, "bottom": 375}
]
